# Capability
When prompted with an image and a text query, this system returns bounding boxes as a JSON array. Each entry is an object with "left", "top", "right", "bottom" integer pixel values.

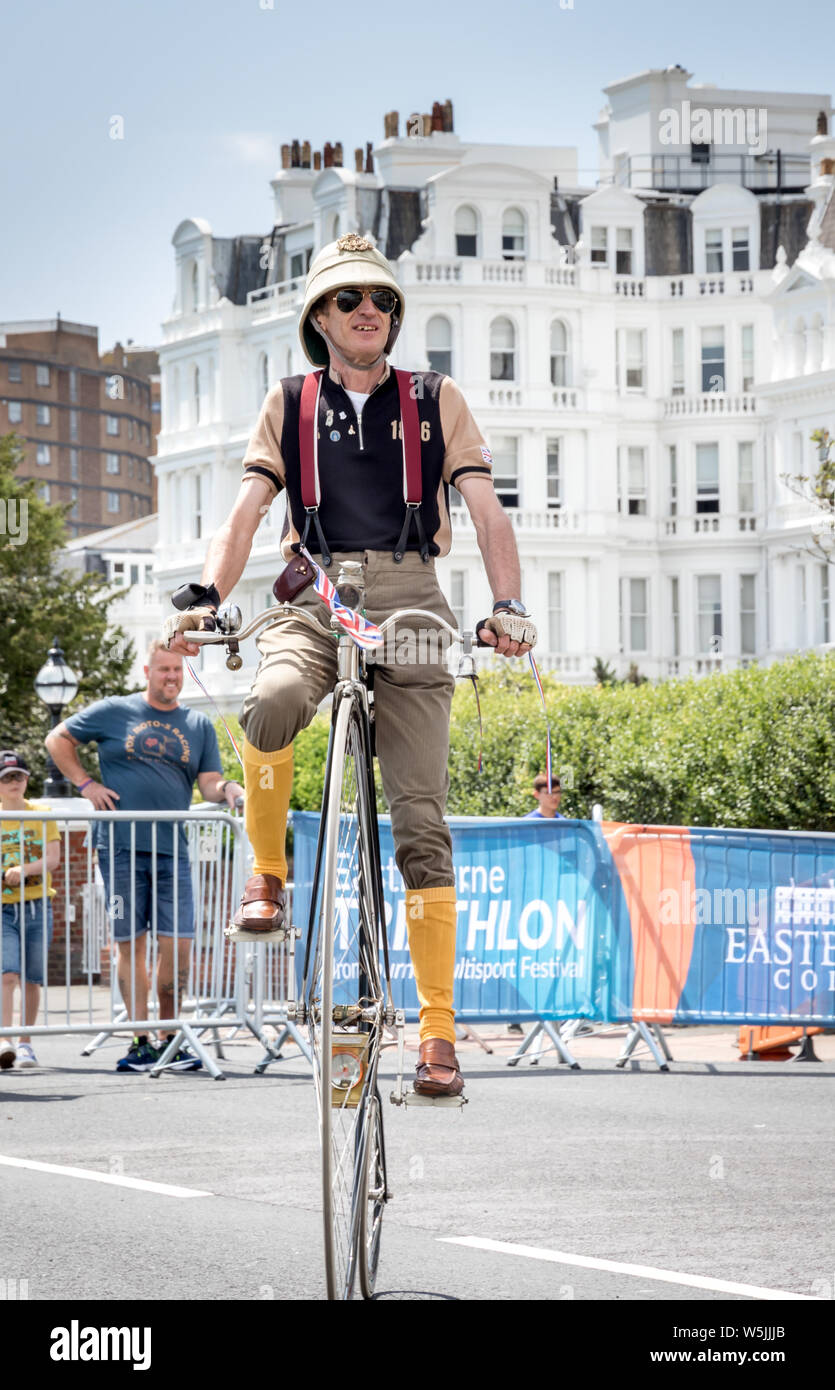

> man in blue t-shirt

[
  {"left": 45, "top": 641, "right": 243, "bottom": 1073},
  {"left": 525, "top": 772, "right": 565, "bottom": 819}
]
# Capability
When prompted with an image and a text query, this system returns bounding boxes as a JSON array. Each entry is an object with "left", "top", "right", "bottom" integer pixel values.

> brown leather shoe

[
  {"left": 414, "top": 1038, "right": 465, "bottom": 1098},
  {"left": 231, "top": 873, "right": 286, "bottom": 933}
]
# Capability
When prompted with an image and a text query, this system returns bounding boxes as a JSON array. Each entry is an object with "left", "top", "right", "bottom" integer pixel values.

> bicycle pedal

[
  {"left": 224, "top": 924, "right": 287, "bottom": 944},
  {"left": 390, "top": 1088, "right": 468, "bottom": 1109}
]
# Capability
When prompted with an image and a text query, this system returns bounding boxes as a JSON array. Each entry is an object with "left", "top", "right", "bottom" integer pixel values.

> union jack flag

[{"left": 300, "top": 548, "right": 384, "bottom": 651}]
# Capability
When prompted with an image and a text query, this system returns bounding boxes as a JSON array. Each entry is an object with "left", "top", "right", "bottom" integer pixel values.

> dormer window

[
  {"left": 616, "top": 228, "right": 633, "bottom": 275},
  {"left": 705, "top": 229, "right": 723, "bottom": 273},
  {"left": 455, "top": 205, "right": 478, "bottom": 257},
  {"left": 591, "top": 227, "right": 608, "bottom": 265},
  {"left": 501, "top": 208, "right": 526, "bottom": 261},
  {"left": 732, "top": 228, "right": 750, "bottom": 271}
]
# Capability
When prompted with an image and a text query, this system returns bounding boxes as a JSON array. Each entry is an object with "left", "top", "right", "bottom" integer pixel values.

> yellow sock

[
  {"left": 242, "top": 738, "right": 293, "bottom": 881},
  {"left": 405, "top": 885, "right": 458, "bottom": 1045}
]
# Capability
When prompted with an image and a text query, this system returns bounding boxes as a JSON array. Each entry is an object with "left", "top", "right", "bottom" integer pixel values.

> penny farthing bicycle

[{"left": 191, "top": 560, "right": 470, "bottom": 1299}]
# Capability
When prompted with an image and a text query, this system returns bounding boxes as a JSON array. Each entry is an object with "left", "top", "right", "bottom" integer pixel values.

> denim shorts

[
  {"left": 97, "top": 850, "right": 195, "bottom": 941},
  {"left": 1, "top": 900, "right": 54, "bottom": 985}
]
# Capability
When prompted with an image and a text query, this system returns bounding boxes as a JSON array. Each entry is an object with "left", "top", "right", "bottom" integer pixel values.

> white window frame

[
  {"left": 501, "top": 207, "right": 526, "bottom": 261},
  {"left": 671, "top": 328, "right": 685, "bottom": 395},
  {"left": 615, "top": 227, "right": 633, "bottom": 275},
  {"left": 550, "top": 320, "right": 569, "bottom": 388},
  {"left": 590, "top": 226, "right": 608, "bottom": 265},
  {"left": 732, "top": 227, "right": 750, "bottom": 272},
  {"left": 106, "top": 414, "right": 120, "bottom": 436},
  {"left": 737, "top": 441, "right": 755, "bottom": 514},
  {"left": 620, "top": 577, "right": 649, "bottom": 653},
  {"left": 670, "top": 575, "right": 680, "bottom": 657},
  {"left": 548, "top": 572, "right": 565, "bottom": 652},
  {"left": 696, "top": 574, "right": 723, "bottom": 655},
  {"left": 696, "top": 442, "right": 720, "bottom": 514},
  {"left": 617, "top": 329, "right": 646, "bottom": 393},
  {"left": 490, "top": 435, "right": 519, "bottom": 508},
  {"left": 668, "top": 445, "right": 678, "bottom": 517},
  {"left": 36, "top": 443, "right": 50, "bottom": 466},
  {"left": 107, "top": 491, "right": 120, "bottom": 514},
  {"left": 454, "top": 205, "right": 479, "bottom": 258},
  {"left": 8, "top": 401, "right": 22, "bottom": 424},
  {"left": 489, "top": 318, "right": 516, "bottom": 382},
  {"left": 701, "top": 326, "right": 725, "bottom": 393},
  {"left": 741, "top": 324, "right": 754, "bottom": 392},
  {"left": 36, "top": 364, "right": 50, "bottom": 387},
  {"left": 739, "top": 574, "right": 756, "bottom": 655},
  {"left": 705, "top": 228, "right": 723, "bottom": 273},
  {"left": 36, "top": 404, "right": 51, "bottom": 426},
  {"left": 619, "top": 446, "right": 648, "bottom": 516},
  {"left": 426, "top": 315, "right": 453, "bottom": 376},
  {"left": 106, "top": 452, "right": 120, "bottom": 475},
  {"left": 546, "top": 437, "right": 562, "bottom": 509}
]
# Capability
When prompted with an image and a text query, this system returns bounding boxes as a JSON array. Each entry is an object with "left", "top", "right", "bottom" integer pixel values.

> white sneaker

[{"left": 15, "top": 1043, "right": 38, "bottom": 1068}]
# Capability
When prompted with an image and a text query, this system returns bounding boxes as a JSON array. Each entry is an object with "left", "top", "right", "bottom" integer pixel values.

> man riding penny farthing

[{"left": 166, "top": 232, "right": 537, "bottom": 1099}]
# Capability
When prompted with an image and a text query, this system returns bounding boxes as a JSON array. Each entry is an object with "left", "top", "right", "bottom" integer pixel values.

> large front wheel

[{"left": 308, "top": 693, "right": 387, "bottom": 1300}]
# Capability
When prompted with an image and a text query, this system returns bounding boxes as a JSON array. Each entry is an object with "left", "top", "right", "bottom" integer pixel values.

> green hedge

[{"left": 213, "top": 651, "right": 835, "bottom": 833}]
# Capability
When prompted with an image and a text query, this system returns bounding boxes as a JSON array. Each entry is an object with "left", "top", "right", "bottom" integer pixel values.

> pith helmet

[{"left": 298, "top": 233, "right": 405, "bottom": 367}]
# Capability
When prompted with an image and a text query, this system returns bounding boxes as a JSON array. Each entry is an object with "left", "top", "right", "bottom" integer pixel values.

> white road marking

[
  {"left": 439, "top": 1236, "right": 816, "bottom": 1301},
  {"left": 0, "top": 1154, "right": 212, "bottom": 1199}
]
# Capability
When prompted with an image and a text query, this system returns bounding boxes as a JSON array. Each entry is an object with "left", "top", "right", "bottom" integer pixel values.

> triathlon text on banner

[{"left": 291, "top": 814, "right": 835, "bottom": 1025}]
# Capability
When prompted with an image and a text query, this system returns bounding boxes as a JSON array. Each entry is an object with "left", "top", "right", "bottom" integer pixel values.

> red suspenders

[{"left": 297, "top": 368, "right": 429, "bottom": 566}]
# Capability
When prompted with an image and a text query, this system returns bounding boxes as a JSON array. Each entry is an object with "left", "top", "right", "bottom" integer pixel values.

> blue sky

[{"left": 1, "top": 0, "right": 832, "bottom": 351}]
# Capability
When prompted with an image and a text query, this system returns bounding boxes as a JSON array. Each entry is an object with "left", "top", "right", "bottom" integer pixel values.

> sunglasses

[
  {"left": 0, "top": 772, "right": 27, "bottom": 782},
  {"left": 333, "top": 287, "right": 398, "bottom": 315},
  {"left": 535, "top": 783, "right": 560, "bottom": 793}
]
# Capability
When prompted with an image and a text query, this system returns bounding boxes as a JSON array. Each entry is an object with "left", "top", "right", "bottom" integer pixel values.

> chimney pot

[
  {"left": 354, "top": 146, "right": 364, "bottom": 173},
  {"left": 333, "top": 142, "right": 343, "bottom": 166},
  {"left": 301, "top": 140, "right": 311, "bottom": 168},
  {"left": 443, "top": 99, "right": 454, "bottom": 133},
  {"left": 281, "top": 143, "right": 291, "bottom": 169},
  {"left": 291, "top": 139, "right": 301, "bottom": 167},
  {"left": 421, "top": 113, "right": 432, "bottom": 137},
  {"left": 323, "top": 141, "right": 333, "bottom": 168},
  {"left": 313, "top": 150, "right": 322, "bottom": 170},
  {"left": 365, "top": 141, "right": 374, "bottom": 174},
  {"left": 431, "top": 101, "right": 444, "bottom": 132}
]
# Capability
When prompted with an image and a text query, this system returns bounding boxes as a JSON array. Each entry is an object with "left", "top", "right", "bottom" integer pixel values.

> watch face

[{"left": 495, "top": 599, "right": 528, "bottom": 617}]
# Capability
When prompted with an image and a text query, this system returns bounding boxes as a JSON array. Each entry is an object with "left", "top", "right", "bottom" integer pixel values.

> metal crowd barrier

[{"left": 0, "top": 808, "right": 303, "bottom": 1079}]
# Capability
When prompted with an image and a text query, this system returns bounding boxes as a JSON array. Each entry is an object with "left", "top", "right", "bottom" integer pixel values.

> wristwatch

[{"left": 492, "top": 599, "right": 529, "bottom": 617}]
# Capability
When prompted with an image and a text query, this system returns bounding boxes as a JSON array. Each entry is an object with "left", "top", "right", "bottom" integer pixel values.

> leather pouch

[{"left": 272, "top": 554, "right": 316, "bottom": 603}]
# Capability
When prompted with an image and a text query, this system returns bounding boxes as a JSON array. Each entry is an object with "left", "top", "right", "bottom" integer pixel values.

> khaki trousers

[{"left": 240, "top": 551, "right": 457, "bottom": 890}]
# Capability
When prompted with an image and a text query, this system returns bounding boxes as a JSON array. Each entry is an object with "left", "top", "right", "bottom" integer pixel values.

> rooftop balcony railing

[{"left": 614, "top": 150, "right": 811, "bottom": 195}]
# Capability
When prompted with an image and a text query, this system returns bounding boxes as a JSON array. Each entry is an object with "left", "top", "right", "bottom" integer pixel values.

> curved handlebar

[{"left": 186, "top": 603, "right": 463, "bottom": 648}]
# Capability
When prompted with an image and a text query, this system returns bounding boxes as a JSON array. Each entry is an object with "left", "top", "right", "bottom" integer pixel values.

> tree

[
  {"left": 1, "top": 432, "right": 135, "bottom": 790},
  {"left": 780, "top": 427, "right": 835, "bottom": 564}
]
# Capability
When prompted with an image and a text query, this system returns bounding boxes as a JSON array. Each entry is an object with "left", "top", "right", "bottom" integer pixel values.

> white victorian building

[{"left": 152, "top": 69, "right": 834, "bottom": 712}]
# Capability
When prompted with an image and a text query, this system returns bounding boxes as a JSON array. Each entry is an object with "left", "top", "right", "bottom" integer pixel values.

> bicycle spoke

[{"left": 307, "top": 695, "right": 387, "bottom": 1300}]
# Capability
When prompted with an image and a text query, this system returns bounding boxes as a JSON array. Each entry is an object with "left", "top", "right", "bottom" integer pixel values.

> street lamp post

[{"left": 34, "top": 638, "right": 79, "bottom": 798}]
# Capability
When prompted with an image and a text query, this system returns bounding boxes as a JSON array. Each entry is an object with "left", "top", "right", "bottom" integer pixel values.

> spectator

[
  {"left": 44, "top": 641, "right": 243, "bottom": 1074},
  {"left": 1, "top": 751, "right": 61, "bottom": 1069},
  {"left": 525, "top": 772, "right": 565, "bottom": 819}
]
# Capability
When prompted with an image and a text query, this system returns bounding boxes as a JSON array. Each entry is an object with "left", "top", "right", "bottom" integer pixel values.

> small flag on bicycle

[{"left": 300, "top": 548, "right": 384, "bottom": 651}]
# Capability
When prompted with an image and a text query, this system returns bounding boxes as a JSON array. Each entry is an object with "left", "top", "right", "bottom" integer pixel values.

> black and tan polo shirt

[{"left": 241, "top": 363, "right": 494, "bottom": 560}]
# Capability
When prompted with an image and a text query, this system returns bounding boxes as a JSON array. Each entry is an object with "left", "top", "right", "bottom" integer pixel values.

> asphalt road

[{"left": 0, "top": 1029, "right": 833, "bottom": 1304}]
